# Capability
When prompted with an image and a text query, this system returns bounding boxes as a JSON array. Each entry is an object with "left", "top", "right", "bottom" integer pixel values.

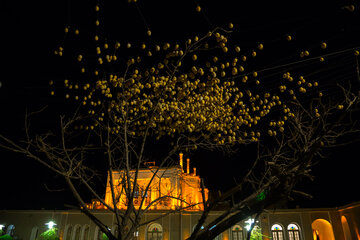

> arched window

[
  {"left": 6, "top": 225, "right": 15, "bottom": 236},
  {"left": 271, "top": 224, "right": 284, "bottom": 240},
  {"left": 81, "top": 225, "right": 90, "bottom": 240},
  {"left": 73, "top": 224, "right": 82, "bottom": 240},
  {"left": 147, "top": 223, "right": 163, "bottom": 240},
  {"left": 312, "top": 219, "right": 335, "bottom": 240},
  {"left": 94, "top": 226, "right": 103, "bottom": 240},
  {"left": 29, "top": 227, "right": 39, "bottom": 240},
  {"left": 288, "top": 224, "right": 301, "bottom": 240},
  {"left": 111, "top": 225, "right": 119, "bottom": 238},
  {"left": 231, "top": 225, "right": 244, "bottom": 240},
  {"left": 64, "top": 225, "right": 73, "bottom": 240}
]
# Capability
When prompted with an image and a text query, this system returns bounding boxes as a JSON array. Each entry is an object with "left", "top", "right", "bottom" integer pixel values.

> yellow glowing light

[{"left": 196, "top": 5, "right": 201, "bottom": 12}]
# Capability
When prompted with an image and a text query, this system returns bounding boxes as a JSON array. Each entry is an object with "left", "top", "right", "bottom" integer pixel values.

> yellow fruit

[
  {"left": 321, "top": 42, "right": 327, "bottom": 49},
  {"left": 232, "top": 68, "right": 238, "bottom": 75}
]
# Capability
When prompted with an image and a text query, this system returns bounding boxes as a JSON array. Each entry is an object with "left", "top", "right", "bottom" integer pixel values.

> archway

[
  {"left": 311, "top": 219, "right": 335, "bottom": 240},
  {"left": 341, "top": 216, "right": 352, "bottom": 240}
]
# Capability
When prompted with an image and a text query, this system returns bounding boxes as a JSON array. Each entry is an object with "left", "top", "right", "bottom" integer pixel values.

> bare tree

[
  {"left": 189, "top": 84, "right": 360, "bottom": 240},
  {"left": 1, "top": 1, "right": 360, "bottom": 240}
]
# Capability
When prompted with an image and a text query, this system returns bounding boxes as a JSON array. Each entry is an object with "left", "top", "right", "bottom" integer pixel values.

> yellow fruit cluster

[{"left": 51, "top": 4, "right": 338, "bottom": 145}]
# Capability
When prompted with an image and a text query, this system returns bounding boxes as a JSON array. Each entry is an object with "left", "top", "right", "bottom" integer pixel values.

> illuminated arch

[
  {"left": 311, "top": 219, "right": 335, "bottom": 240},
  {"left": 341, "top": 216, "right": 352, "bottom": 240},
  {"left": 231, "top": 225, "right": 244, "bottom": 240},
  {"left": 271, "top": 224, "right": 284, "bottom": 240},
  {"left": 287, "top": 223, "right": 301, "bottom": 240},
  {"left": 147, "top": 223, "right": 163, "bottom": 240}
]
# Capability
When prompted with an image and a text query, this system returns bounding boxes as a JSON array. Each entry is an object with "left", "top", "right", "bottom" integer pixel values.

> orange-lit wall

[{"left": 103, "top": 167, "right": 208, "bottom": 211}]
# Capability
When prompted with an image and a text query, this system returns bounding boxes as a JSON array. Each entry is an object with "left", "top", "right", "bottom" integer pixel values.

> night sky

[{"left": 1, "top": 0, "right": 360, "bottom": 210}]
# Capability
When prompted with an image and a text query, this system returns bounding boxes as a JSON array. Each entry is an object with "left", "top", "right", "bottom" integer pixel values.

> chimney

[
  {"left": 193, "top": 167, "right": 196, "bottom": 176},
  {"left": 179, "top": 153, "right": 183, "bottom": 171},
  {"left": 187, "top": 158, "right": 190, "bottom": 174}
]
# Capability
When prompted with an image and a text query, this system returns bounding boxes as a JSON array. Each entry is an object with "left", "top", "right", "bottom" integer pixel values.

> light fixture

[
  {"left": 244, "top": 218, "right": 254, "bottom": 231},
  {"left": 45, "top": 221, "right": 56, "bottom": 229},
  {"left": 0, "top": 224, "right": 4, "bottom": 230}
]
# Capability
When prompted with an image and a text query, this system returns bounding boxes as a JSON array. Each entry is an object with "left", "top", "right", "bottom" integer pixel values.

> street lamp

[
  {"left": 45, "top": 221, "right": 56, "bottom": 229},
  {"left": 245, "top": 218, "right": 254, "bottom": 231}
]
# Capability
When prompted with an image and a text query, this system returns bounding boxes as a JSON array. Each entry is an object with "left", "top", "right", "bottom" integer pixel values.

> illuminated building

[
  {"left": 99, "top": 153, "right": 208, "bottom": 211},
  {"left": 1, "top": 154, "right": 360, "bottom": 239}
]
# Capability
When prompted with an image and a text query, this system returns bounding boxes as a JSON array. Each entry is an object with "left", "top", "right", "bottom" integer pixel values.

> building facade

[
  {"left": 1, "top": 203, "right": 360, "bottom": 240},
  {"left": 1, "top": 154, "right": 360, "bottom": 239}
]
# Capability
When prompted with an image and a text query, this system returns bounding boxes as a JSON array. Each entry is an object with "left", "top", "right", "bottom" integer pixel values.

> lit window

[
  {"left": 232, "top": 225, "right": 243, "bottom": 240},
  {"left": 147, "top": 223, "right": 163, "bottom": 240},
  {"left": 271, "top": 224, "right": 284, "bottom": 240},
  {"left": 288, "top": 224, "right": 300, "bottom": 240}
]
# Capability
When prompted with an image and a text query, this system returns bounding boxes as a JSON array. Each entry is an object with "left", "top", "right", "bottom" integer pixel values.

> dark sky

[{"left": 0, "top": 0, "right": 360, "bottom": 210}]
